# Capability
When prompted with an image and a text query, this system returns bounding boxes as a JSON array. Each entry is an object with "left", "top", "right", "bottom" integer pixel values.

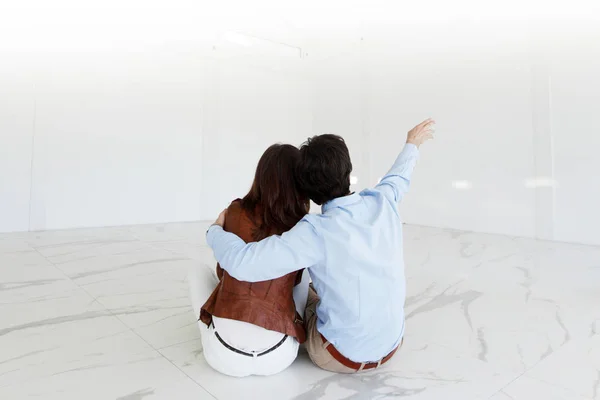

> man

[{"left": 206, "top": 119, "right": 435, "bottom": 373}]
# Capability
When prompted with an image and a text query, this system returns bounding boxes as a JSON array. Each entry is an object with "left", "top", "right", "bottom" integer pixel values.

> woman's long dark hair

[{"left": 241, "top": 144, "right": 309, "bottom": 239}]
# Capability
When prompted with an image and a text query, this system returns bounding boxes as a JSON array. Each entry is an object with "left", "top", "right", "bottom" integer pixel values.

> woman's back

[
  {"left": 190, "top": 143, "right": 309, "bottom": 376},
  {"left": 200, "top": 200, "right": 306, "bottom": 344}
]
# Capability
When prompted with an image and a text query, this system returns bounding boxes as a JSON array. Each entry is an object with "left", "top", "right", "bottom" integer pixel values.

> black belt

[{"left": 211, "top": 321, "right": 288, "bottom": 358}]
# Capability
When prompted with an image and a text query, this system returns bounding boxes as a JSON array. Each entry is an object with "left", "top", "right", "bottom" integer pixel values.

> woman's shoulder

[
  {"left": 224, "top": 199, "right": 261, "bottom": 241},
  {"left": 225, "top": 198, "right": 259, "bottom": 227},
  {"left": 229, "top": 198, "right": 260, "bottom": 216},
  {"left": 227, "top": 199, "right": 243, "bottom": 212}
]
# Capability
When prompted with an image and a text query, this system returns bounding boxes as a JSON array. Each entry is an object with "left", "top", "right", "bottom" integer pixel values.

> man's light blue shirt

[{"left": 207, "top": 144, "right": 419, "bottom": 362}]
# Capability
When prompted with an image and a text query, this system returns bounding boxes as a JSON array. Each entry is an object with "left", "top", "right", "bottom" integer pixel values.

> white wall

[
  {"left": 1, "top": 2, "right": 599, "bottom": 246},
  {"left": 0, "top": 1, "right": 312, "bottom": 231},
  {"left": 307, "top": 37, "right": 368, "bottom": 195},
  {"left": 27, "top": 51, "right": 205, "bottom": 230},
  {"left": 547, "top": 23, "right": 600, "bottom": 245},
  {"left": 0, "top": 51, "right": 208, "bottom": 232},
  {"left": 0, "top": 55, "right": 35, "bottom": 232},
  {"left": 305, "top": 17, "right": 600, "bottom": 246},
  {"left": 305, "top": 20, "right": 538, "bottom": 239},
  {"left": 200, "top": 49, "right": 312, "bottom": 218},
  {"left": 364, "top": 22, "right": 536, "bottom": 239},
  {"left": 1, "top": 3, "right": 210, "bottom": 231}
]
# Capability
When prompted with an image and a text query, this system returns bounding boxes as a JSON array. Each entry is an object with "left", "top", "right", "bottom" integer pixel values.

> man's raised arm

[{"left": 375, "top": 118, "right": 435, "bottom": 203}]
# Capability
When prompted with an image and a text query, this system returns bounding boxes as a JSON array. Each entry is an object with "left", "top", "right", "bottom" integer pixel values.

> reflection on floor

[{"left": 1, "top": 222, "right": 599, "bottom": 400}]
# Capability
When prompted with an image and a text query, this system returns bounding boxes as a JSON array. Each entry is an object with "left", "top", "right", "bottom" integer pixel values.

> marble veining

[
  {"left": 1, "top": 222, "right": 599, "bottom": 399},
  {"left": 116, "top": 388, "right": 156, "bottom": 400}
]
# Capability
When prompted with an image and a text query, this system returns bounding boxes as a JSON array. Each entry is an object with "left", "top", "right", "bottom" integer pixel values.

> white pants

[{"left": 188, "top": 264, "right": 310, "bottom": 377}]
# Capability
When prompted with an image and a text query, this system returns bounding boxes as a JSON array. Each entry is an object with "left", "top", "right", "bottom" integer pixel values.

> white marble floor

[{"left": 1, "top": 222, "right": 599, "bottom": 400}]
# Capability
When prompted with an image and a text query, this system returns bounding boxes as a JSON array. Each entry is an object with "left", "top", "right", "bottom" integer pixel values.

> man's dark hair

[{"left": 297, "top": 134, "right": 352, "bottom": 205}]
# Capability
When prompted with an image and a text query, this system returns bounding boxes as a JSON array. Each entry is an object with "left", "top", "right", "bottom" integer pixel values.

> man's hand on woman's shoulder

[{"left": 213, "top": 208, "right": 227, "bottom": 228}]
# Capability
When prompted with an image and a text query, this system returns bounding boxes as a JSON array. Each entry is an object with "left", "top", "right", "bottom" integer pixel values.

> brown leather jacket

[{"left": 200, "top": 200, "right": 306, "bottom": 343}]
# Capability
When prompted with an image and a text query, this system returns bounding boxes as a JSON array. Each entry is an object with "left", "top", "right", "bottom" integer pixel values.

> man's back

[{"left": 304, "top": 189, "right": 406, "bottom": 361}]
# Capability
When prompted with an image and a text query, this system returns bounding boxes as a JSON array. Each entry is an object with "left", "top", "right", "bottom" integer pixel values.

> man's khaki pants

[
  {"left": 304, "top": 287, "right": 402, "bottom": 374},
  {"left": 304, "top": 287, "right": 357, "bottom": 373}
]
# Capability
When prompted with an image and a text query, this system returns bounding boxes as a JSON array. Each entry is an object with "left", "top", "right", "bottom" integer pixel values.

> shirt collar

[{"left": 322, "top": 192, "right": 360, "bottom": 213}]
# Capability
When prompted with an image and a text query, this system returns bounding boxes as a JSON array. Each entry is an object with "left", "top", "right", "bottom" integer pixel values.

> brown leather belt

[{"left": 320, "top": 333, "right": 399, "bottom": 371}]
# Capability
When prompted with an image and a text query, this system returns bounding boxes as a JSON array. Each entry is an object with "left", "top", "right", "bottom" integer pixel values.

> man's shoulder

[
  {"left": 301, "top": 213, "right": 321, "bottom": 223},
  {"left": 300, "top": 213, "right": 326, "bottom": 228},
  {"left": 359, "top": 186, "right": 384, "bottom": 197}
]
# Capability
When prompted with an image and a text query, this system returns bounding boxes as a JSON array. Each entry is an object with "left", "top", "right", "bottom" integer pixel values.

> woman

[{"left": 189, "top": 144, "right": 310, "bottom": 377}]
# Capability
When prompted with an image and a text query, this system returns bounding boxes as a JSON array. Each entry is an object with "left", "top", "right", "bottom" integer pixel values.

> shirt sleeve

[
  {"left": 206, "top": 219, "right": 323, "bottom": 282},
  {"left": 375, "top": 143, "right": 420, "bottom": 203}
]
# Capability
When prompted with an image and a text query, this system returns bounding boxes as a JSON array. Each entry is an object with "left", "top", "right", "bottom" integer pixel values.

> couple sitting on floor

[{"left": 189, "top": 119, "right": 435, "bottom": 377}]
